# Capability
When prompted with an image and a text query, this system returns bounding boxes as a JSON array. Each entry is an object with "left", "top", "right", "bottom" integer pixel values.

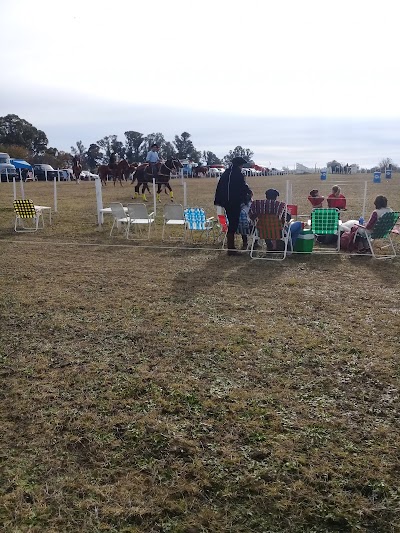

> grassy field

[{"left": 1, "top": 174, "right": 400, "bottom": 532}]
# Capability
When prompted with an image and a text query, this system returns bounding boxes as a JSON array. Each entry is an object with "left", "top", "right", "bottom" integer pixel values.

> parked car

[
  {"left": 33, "top": 164, "right": 59, "bottom": 181},
  {"left": 0, "top": 152, "right": 17, "bottom": 181},
  {"left": 80, "top": 170, "right": 99, "bottom": 180}
]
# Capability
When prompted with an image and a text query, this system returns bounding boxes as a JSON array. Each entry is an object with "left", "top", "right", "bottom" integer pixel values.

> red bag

[{"left": 340, "top": 225, "right": 358, "bottom": 252}]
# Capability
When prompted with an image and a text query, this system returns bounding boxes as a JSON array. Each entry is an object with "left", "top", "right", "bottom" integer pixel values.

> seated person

[
  {"left": 308, "top": 189, "right": 324, "bottom": 208},
  {"left": 327, "top": 185, "right": 346, "bottom": 210},
  {"left": 249, "top": 189, "right": 302, "bottom": 250},
  {"left": 356, "top": 195, "right": 393, "bottom": 251}
]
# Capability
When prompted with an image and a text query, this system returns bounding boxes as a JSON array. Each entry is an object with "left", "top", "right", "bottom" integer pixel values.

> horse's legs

[{"left": 166, "top": 183, "right": 173, "bottom": 201}]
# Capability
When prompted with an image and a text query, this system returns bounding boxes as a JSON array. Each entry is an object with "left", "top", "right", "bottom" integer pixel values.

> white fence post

[
  {"left": 152, "top": 178, "right": 157, "bottom": 216},
  {"left": 53, "top": 172, "right": 58, "bottom": 213},
  {"left": 183, "top": 181, "right": 187, "bottom": 208},
  {"left": 95, "top": 177, "right": 104, "bottom": 225},
  {"left": 362, "top": 181, "right": 368, "bottom": 219},
  {"left": 19, "top": 169, "right": 25, "bottom": 199}
]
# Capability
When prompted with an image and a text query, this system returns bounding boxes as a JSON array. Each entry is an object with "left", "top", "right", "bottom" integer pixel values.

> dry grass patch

[{"left": 1, "top": 175, "right": 400, "bottom": 532}]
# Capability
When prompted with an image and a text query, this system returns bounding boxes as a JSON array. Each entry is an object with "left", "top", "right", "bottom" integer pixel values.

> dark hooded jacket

[{"left": 214, "top": 166, "right": 251, "bottom": 208}]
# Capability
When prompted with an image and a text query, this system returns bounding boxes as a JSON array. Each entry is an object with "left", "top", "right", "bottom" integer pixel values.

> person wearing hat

[
  {"left": 308, "top": 189, "right": 325, "bottom": 209},
  {"left": 214, "top": 157, "right": 252, "bottom": 255},
  {"left": 146, "top": 144, "right": 161, "bottom": 179},
  {"left": 249, "top": 189, "right": 302, "bottom": 251}
]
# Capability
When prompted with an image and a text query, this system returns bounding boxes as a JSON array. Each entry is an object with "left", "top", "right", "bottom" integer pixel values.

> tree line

[{"left": 0, "top": 114, "right": 255, "bottom": 171}]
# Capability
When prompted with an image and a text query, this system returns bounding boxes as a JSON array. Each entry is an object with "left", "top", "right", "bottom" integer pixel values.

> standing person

[
  {"left": 214, "top": 157, "right": 251, "bottom": 255},
  {"left": 327, "top": 185, "right": 347, "bottom": 210},
  {"left": 146, "top": 144, "right": 160, "bottom": 179}
]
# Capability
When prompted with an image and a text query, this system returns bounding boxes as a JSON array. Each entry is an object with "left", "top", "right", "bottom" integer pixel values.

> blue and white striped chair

[{"left": 184, "top": 207, "right": 215, "bottom": 242}]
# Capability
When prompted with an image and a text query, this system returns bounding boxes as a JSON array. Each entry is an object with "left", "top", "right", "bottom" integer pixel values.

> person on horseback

[
  {"left": 146, "top": 144, "right": 160, "bottom": 179},
  {"left": 72, "top": 154, "right": 81, "bottom": 166},
  {"left": 108, "top": 152, "right": 117, "bottom": 170}
]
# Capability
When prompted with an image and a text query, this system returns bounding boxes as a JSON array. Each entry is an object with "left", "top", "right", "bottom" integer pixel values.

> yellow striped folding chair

[{"left": 13, "top": 199, "right": 44, "bottom": 232}]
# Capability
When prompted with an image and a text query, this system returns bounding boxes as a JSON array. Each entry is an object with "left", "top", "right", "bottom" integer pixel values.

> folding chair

[
  {"left": 109, "top": 202, "right": 130, "bottom": 237},
  {"left": 250, "top": 213, "right": 291, "bottom": 261},
  {"left": 217, "top": 213, "right": 228, "bottom": 249},
  {"left": 310, "top": 208, "right": 341, "bottom": 252},
  {"left": 13, "top": 199, "right": 44, "bottom": 232},
  {"left": 184, "top": 207, "right": 215, "bottom": 242},
  {"left": 126, "top": 203, "right": 155, "bottom": 240},
  {"left": 162, "top": 204, "right": 185, "bottom": 241},
  {"left": 355, "top": 211, "right": 400, "bottom": 259}
]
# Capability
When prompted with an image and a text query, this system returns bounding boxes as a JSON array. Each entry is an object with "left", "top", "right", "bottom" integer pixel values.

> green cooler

[{"left": 294, "top": 229, "right": 314, "bottom": 253}]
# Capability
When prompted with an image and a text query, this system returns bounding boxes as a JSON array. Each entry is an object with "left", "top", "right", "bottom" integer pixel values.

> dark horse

[
  {"left": 192, "top": 165, "right": 208, "bottom": 177},
  {"left": 97, "top": 159, "right": 133, "bottom": 186},
  {"left": 132, "top": 159, "right": 183, "bottom": 202},
  {"left": 72, "top": 159, "right": 82, "bottom": 183}
]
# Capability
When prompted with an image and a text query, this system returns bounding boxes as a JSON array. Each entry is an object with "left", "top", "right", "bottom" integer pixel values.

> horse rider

[
  {"left": 72, "top": 154, "right": 81, "bottom": 166},
  {"left": 146, "top": 144, "right": 160, "bottom": 179},
  {"left": 108, "top": 152, "right": 117, "bottom": 170}
]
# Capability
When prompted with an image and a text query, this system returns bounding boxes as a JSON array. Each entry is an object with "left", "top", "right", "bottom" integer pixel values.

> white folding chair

[
  {"left": 109, "top": 202, "right": 130, "bottom": 237},
  {"left": 162, "top": 204, "right": 185, "bottom": 241},
  {"left": 126, "top": 203, "right": 155, "bottom": 240}
]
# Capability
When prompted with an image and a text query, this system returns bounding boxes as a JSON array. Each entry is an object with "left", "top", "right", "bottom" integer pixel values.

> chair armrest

[
  {"left": 148, "top": 212, "right": 155, "bottom": 217},
  {"left": 206, "top": 216, "right": 215, "bottom": 222}
]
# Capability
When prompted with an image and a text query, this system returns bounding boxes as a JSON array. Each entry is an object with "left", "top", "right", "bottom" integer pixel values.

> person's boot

[
  {"left": 227, "top": 233, "right": 238, "bottom": 255},
  {"left": 169, "top": 191, "right": 174, "bottom": 202}
]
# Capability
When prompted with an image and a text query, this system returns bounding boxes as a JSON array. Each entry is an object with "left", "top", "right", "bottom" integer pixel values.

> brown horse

[
  {"left": 72, "top": 161, "right": 82, "bottom": 182},
  {"left": 98, "top": 159, "right": 131, "bottom": 186},
  {"left": 132, "top": 159, "right": 183, "bottom": 201},
  {"left": 192, "top": 165, "right": 208, "bottom": 177}
]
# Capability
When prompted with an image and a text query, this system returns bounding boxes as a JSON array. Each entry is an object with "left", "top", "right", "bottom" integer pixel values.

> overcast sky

[{"left": 1, "top": 0, "right": 399, "bottom": 168}]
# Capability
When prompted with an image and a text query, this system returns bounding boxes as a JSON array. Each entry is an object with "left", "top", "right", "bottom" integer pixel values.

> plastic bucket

[{"left": 294, "top": 229, "right": 314, "bottom": 253}]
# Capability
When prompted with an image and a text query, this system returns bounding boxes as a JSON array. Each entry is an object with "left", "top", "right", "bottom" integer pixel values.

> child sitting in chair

[{"left": 308, "top": 189, "right": 324, "bottom": 208}]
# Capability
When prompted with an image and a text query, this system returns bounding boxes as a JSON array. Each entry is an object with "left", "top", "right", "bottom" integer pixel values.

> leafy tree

[
  {"left": 163, "top": 141, "right": 177, "bottom": 159},
  {"left": 173, "top": 132, "right": 201, "bottom": 162},
  {"left": 0, "top": 114, "right": 48, "bottom": 155},
  {"left": 124, "top": 131, "right": 144, "bottom": 163},
  {"left": 139, "top": 133, "right": 167, "bottom": 161},
  {"left": 97, "top": 135, "right": 125, "bottom": 162},
  {"left": 203, "top": 150, "right": 221, "bottom": 165},
  {"left": 0, "top": 143, "right": 30, "bottom": 161},
  {"left": 86, "top": 143, "right": 103, "bottom": 171},
  {"left": 223, "top": 146, "right": 254, "bottom": 165},
  {"left": 71, "top": 141, "right": 88, "bottom": 168}
]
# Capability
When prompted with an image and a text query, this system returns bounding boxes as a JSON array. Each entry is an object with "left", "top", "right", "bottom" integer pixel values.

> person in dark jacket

[
  {"left": 214, "top": 157, "right": 251, "bottom": 255},
  {"left": 108, "top": 152, "right": 117, "bottom": 169}
]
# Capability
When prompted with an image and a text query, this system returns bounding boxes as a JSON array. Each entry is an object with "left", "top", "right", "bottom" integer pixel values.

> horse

[
  {"left": 192, "top": 165, "right": 208, "bottom": 177},
  {"left": 131, "top": 159, "right": 183, "bottom": 202},
  {"left": 97, "top": 159, "right": 131, "bottom": 186},
  {"left": 72, "top": 160, "right": 82, "bottom": 183}
]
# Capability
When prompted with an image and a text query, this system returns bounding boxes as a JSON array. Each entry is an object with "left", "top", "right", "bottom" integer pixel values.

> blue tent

[{"left": 11, "top": 159, "right": 32, "bottom": 170}]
